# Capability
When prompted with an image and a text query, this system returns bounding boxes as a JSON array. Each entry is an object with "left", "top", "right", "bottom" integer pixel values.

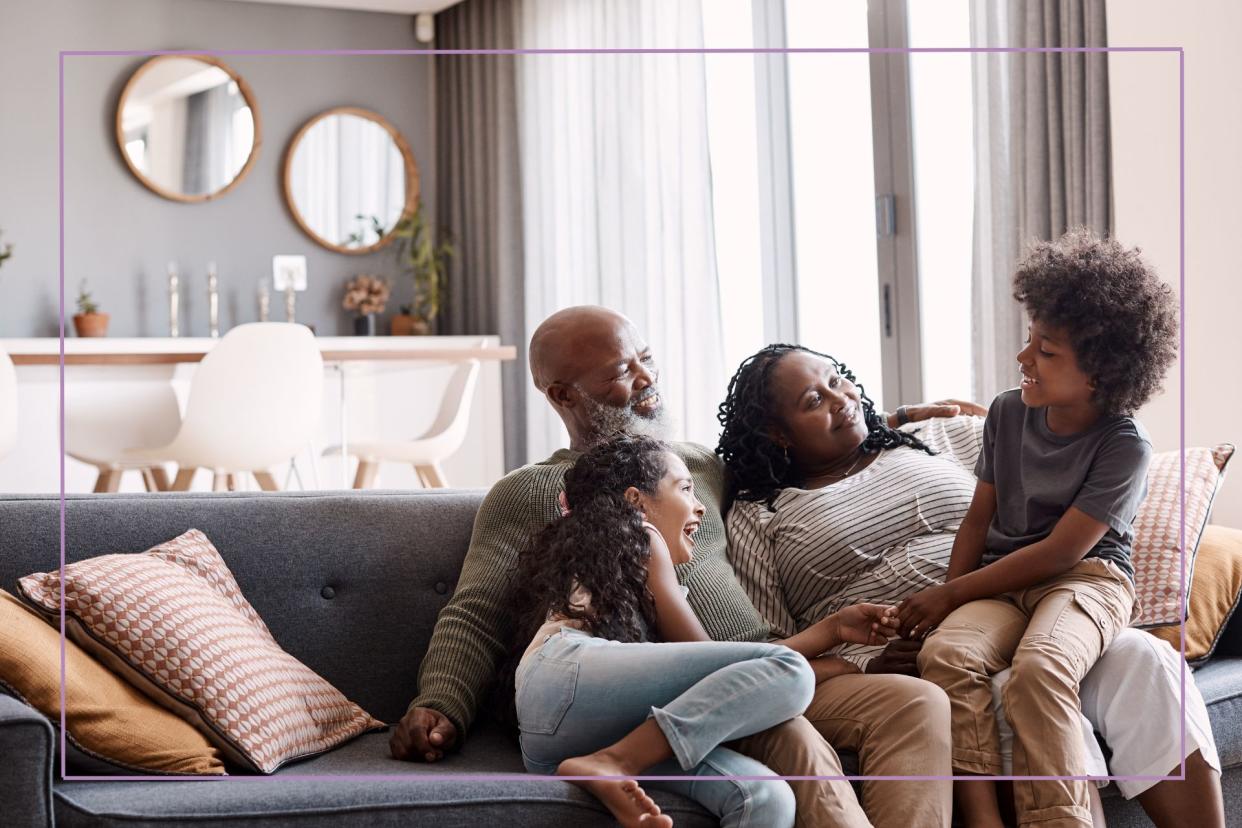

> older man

[{"left": 391, "top": 306, "right": 966, "bottom": 827}]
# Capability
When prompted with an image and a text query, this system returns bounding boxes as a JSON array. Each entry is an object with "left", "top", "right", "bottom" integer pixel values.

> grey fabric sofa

[{"left": 2, "top": 492, "right": 1240, "bottom": 827}]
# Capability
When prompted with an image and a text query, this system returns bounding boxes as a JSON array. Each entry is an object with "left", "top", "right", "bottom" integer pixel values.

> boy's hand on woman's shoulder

[{"left": 888, "top": 399, "right": 987, "bottom": 428}]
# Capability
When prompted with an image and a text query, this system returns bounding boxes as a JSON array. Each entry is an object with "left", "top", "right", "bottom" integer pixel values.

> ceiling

[{"left": 217, "top": 0, "right": 465, "bottom": 14}]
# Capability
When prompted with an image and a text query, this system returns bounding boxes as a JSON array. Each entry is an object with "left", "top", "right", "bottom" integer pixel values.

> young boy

[{"left": 897, "top": 228, "right": 1179, "bottom": 828}]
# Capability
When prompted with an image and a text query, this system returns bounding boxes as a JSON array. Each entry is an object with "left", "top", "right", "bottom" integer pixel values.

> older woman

[{"left": 717, "top": 344, "right": 1223, "bottom": 828}]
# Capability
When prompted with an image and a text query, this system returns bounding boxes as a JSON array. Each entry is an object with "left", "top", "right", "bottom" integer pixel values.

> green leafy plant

[
  {"left": 0, "top": 228, "right": 12, "bottom": 270},
  {"left": 352, "top": 206, "right": 454, "bottom": 323},
  {"left": 76, "top": 280, "right": 100, "bottom": 315}
]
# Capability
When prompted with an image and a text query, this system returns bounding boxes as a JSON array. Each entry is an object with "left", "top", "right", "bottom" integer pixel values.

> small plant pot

[
  {"left": 390, "top": 314, "right": 430, "bottom": 336},
  {"left": 353, "top": 313, "right": 378, "bottom": 336},
  {"left": 73, "top": 313, "right": 109, "bottom": 338}
]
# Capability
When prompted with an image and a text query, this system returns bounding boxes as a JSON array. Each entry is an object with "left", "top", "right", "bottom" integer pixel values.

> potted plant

[
  {"left": 383, "top": 206, "right": 454, "bottom": 336},
  {"left": 341, "top": 274, "right": 390, "bottom": 336},
  {"left": 73, "top": 280, "right": 109, "bottom": 338}
]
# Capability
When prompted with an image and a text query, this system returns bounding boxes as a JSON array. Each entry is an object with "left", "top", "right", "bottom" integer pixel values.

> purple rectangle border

[{"left": 57, "top": 44, "right": 1187, "bottom": 785}]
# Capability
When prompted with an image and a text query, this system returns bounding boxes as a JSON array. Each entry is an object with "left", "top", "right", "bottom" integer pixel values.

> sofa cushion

[
  {"left": 1192, "top": 656, "right": 1242, "bottom": 769},
  {"left": 0, "top": 589, "right": 224, "bottom": 775},
  {"left": 17, "top": 529, "right": 384, "bottom": 773},
  {"left": 51, "top": 727, "right": 718, "bottom": 828},
  {"left": 1131, "top": 444, "right": 1233, "bottom": 628}
]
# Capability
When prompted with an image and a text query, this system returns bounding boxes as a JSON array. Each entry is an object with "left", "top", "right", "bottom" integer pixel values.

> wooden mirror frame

[
  {"left": 115, "top": 55, "right": 262, "bottom": 204},
  {"left": 282, "top": 106, "right": 420, "bottom": 256}
]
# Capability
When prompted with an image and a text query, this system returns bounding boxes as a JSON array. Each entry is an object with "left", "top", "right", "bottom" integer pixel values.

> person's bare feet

[{"left": 558, "top": 754, "right": 674, "bottom": 828}]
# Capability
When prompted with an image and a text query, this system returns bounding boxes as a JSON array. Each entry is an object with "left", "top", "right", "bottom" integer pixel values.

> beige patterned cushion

[
  {"left": 17, "top": 529, "right": 383, "bottom": 773},
  {"left": 1131, "top": 444, "right": 1234, "bottom": 627}
]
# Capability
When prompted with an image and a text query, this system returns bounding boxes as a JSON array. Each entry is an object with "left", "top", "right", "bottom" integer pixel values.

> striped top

[
  {"left": 727, "top": 416, "right": 984, "bottom": 670},
  {"left": 412, "top": 442, "right": 768, "bottom": 734}
]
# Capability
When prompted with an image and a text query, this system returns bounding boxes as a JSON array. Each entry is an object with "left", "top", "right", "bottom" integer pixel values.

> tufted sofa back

[{"left": 0, "top": 491, "right": 485, "bottom": 724}]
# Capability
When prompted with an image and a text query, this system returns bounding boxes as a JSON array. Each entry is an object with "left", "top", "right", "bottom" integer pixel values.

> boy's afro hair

[{"left": 1013, "top": 227, "right": 1178, "bottom": 417}]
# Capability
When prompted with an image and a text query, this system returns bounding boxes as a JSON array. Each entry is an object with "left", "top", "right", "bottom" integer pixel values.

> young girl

[
  {"left": 898, "top": 230, "right": 1180, "bottom": 828},
  {"left": 510, "top": 434, "right": 899, "bottom": 828}
]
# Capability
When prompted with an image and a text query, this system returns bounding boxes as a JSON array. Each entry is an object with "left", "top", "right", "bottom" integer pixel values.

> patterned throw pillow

[
  {"left": 1130, "top": 444, "right": 1234, "bottom": 628},
  {"left": 17, "top": 529, "right": 384, "bottom": 773}
]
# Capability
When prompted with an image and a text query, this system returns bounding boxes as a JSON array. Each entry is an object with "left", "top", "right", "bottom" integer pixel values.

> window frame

[{"left": 741, "top": 0, "right": 929, "bottom": 406}]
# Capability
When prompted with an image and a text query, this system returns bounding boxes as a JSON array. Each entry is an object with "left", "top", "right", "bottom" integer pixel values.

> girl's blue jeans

[{"left": 515, "top": 629, "right": 816, "bottom": 828}]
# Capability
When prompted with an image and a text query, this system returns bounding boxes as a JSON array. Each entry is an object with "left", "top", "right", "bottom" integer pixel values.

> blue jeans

[{"left": 515, "top": 629, "right": 815, "bottom": 828}]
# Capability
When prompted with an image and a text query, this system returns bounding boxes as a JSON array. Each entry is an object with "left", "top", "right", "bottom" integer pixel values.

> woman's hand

[
  {"left": 896, "top": 584, "right": 960, "bottom": 639},
  {"left": 828, "top": 603, "right": 900, "bottom": 646}
]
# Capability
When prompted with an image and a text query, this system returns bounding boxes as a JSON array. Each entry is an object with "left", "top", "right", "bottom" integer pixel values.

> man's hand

[
  {"left": 888, "top": 398, "right": 987, "bottom": 428},
  {"left": 864, "top": 637, "right": 923, "bottom": 676},
  {"left": 896, "top": 584, "right": 961, "bottom": 639},
  {"left": 390, "top": 706, "right": 459, "bottom": 762}
]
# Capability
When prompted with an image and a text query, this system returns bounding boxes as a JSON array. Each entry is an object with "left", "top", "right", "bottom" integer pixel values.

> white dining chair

[
  {"left": 325, "top": 359, "right": 479, "bottom": 489},
  {"left": 65, "top": 381, "right": 182, "bottom": 492},
  {"left": 123, "top": 323, "right": 324, "bottom": 491},
  {"left": 0, "top": 346, "right": 17, "bottom": 462}
]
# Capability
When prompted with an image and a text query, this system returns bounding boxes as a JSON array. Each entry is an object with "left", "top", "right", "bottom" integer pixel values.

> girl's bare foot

[{"left": 558, "top": 754, "right": 673, "bottom": 828}]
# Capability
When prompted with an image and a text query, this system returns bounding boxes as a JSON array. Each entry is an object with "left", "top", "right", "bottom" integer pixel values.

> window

[
  {"left": 907, "top": 0, "right": 974, "bottom": 403},
  {"left": 700, "top": 0, "right": 977, "bottom": 409},
  {"left": 785, "top": 0, "right": 885, "bottom": 404},
  {"left": 703, "top": 0, "right": 765, "bottom": 379}
]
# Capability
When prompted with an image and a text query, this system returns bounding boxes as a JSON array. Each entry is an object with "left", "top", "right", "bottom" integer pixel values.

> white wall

[{"left": 1108, "top": 1, "right": 1242, "bottom": 527}]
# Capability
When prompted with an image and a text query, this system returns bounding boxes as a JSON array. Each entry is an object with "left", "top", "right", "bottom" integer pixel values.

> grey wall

[{"left": 0, "top": 0, "right": 435, "bottom": 337}]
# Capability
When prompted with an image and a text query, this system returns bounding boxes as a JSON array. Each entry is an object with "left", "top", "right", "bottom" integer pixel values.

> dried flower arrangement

[{"left": 341, "top": 274, "right": 391, "bottom": 316}]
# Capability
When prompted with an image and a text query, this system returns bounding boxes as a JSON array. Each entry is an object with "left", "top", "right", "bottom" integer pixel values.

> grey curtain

[
  {"left": 970, "top": 0, "right": 1111, "bottom": 403},
  {"left": 436, "top": 0, "right": 527, "bottom": 470}
]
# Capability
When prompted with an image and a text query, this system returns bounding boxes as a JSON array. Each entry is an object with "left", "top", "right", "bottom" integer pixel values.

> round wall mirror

[
  {"left": 116, "top": 55, "right": 261, "bottom": 203},
  {"left": 283, "top": 107, "right": 419, "bottom": 255}
]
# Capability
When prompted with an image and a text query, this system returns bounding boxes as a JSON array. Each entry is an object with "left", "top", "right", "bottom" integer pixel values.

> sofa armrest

[{"left": 0, "top": 693, "right": 55, "bottom": 827}]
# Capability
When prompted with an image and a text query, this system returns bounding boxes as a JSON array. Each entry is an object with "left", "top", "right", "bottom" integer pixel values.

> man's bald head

[
  {"left": 529, "top": 305, "right": 634, "bottom": 391},
  {"left": 527, "top": 305, "right": 667, "bottom": 449}
]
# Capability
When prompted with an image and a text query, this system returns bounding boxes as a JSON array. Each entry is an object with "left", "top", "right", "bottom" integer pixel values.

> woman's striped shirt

[{"left": 727, "top": 415, "right": 984, "bottom": 670}]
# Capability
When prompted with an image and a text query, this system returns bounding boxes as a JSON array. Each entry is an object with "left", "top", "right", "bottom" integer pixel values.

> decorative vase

[
  {"left": 353, "top": 313, "right": 377, "bottom": 336},
  {"left": 390, "top": 313, "right": 430, "bottom": 336},
  {"left": 73, "top": 313, "right": 109, "bottom": 338}
]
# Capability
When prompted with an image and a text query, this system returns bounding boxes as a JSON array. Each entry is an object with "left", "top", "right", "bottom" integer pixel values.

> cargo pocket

[
  {"left": 1072, "top": 589, "right": 1126, "bottom": 653},
  {"left": 515, "top": 655, "right": 579, "bottom": 736}
]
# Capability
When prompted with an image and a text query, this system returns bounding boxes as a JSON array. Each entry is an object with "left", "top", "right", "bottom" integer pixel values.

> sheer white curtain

[{"left": 516, "top": 0, "right": 727, "bottom": 462}]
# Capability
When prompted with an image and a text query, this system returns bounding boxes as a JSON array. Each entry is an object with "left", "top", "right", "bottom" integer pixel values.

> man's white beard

[{"left": 575, "top": 388, "right": 672, "bottom": 447}]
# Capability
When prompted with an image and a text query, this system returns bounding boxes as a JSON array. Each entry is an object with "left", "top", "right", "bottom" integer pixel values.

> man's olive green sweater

[{"left": 409, "top": 442, "right": 770, "bottom": 734}]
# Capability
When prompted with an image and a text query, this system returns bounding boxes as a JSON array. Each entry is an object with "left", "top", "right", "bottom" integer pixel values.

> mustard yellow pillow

[
  {"left": 0, "top": 589, "right": 225, "bottom": 775},
  {"left": 1149, "top": 525, "right": 1242, "bottom": 664}
]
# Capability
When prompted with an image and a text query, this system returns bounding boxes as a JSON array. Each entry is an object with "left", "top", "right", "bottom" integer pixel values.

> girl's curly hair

[
  {"left": 513, "top": 434, "right": 670, "bottom": 645},
  {"left": 715, "top": 344, "right": 931, "bottom": 508},
  {"left": 1013, "top": 228, "right": 1178, "bottom": 417},
  {"left": 493, "top": 435, "right": 671, "bottom": 733}
]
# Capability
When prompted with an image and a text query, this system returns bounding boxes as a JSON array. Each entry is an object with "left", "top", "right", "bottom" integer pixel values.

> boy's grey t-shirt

[{"left": 974, "top": 388, "right": 1152, "bottom": 581}]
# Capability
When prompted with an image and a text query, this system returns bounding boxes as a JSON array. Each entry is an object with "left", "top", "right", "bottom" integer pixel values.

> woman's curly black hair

[
  {"left": 716, "top": 344, "right": 932, "bottom": 508},
  {"left": 1013, "top": 228, "right": 1178, "bottom": 417},
  {"left": 492, "top": 435, "right": 671, "bottom": 733}
]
